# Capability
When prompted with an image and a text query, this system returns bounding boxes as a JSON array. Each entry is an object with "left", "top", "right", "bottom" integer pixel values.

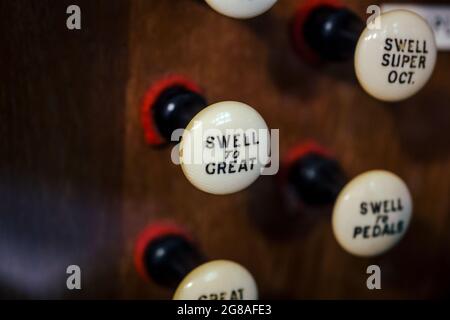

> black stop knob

[
  {"left": 303, "top": 6, "right": 364, "bottom": 61},
  {"left": 153, "top": 86, "right": 207, "bottom": 141},
  {"left": 141, "top": 76, "right": 207, "bottom": 145},
  {"left": 292, "top": 1, "right": 365, "bottom": 62},
  {"left": 287, "top": 151, "right": 347, "bottom": 205},
  {"left": 134, "top": 224, "right": 205, "bottom": 289},
  {"left": 143, "top": 235, "right": 204, "bottom": 288}
]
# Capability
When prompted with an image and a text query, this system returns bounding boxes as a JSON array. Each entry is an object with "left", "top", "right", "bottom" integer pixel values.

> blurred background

[{"left": 1, "top": 0, "right": 450, "bottom": 299}]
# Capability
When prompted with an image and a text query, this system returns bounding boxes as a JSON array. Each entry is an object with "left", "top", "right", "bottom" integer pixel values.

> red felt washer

[
  {"left": 134, "top": 222, "right": 192, "bottom": 282},
  {"left": 291, "top": 0, "right": 344, "bottom": 65},
  {"left": 141, "top": 75, "right": 203, "bottom": 146},
  {"left": 279, "top": 140, "right": 334, "bottom": 184}
]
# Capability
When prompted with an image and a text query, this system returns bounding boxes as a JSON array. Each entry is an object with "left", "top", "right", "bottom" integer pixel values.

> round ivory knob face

[
  {"left": 179, "top": 101, "right": 269, "bottom": 195},
  {"left": 173, "top": 260, "right": 258, "bottom": 300},
  {"left": 355, "top": 10, "right": 437, "bottom": 102},
  {"left": 332, "top": 170, "right": 413, "bottom": 257},
  {"left": 204, "top": 0, "right": 277, "bottom": 19}
]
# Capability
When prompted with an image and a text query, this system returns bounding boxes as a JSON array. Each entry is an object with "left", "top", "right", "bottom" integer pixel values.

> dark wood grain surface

[
  {"left": 1, "top": 0, "right": 450, "bottom": 299},
  {"left": 0, "top": 0, "right": 129, "bottom": 298}
]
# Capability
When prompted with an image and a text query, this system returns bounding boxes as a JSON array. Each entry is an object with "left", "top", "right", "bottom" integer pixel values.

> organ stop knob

[
  {"left": 292, "top": 0, "right": 437, "bottom": 101},
  {"left": 332, "top": 170, "right": 413, "bottom": 257},
  {"left": 205, "top": 0, "right": 277, "bottom": 19},
  {"left": 134, "top": 223, "right": 258, "bottom": 300},
  {"left": 284, "top": 142, "right": 413, "bottom": 256},
  {"left": 141, "top": 76, "right": 270, "bottom": 195},
  {"left": 283, "top": 142, "right": 347, "bottom": 206}
]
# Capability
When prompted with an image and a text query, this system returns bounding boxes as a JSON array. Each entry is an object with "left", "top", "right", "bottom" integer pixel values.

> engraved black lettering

[
  {"left": 370, "top": 201, "right": 383, "bottom": 214},
  {"left": 397, "top": 198, "right": 404, "bottom": 211},
  {"left": 373, "top": 225, "right": 381, "bottom": 237},
  {"left": 217, "top": 162, "right": 226, "bottom": 174},
  {"left": 363, "top": 226, "right": 370, "bottom": 238},
  {"left": 244, "top": 134, "right": 250, "bottom": 146},
  {"left": 418, "top": 55, "right": 426, "bottom": 69},
  {"left": 218, "top": 135, "right": 230, "bottom": 148},
  {"left": 407, "top": 39, "right": 414, "bottom": 53},
  {"left": 233, "top": 135, "right": 240, "bottom": 148},
  {"left": 228, "top": 160, "right": 237, "bottom": 174},
  {"left": 401, "top": 54, "right": 410, "bottom": 68},
  {"left": 206, "top": 136, "right": 215, "bottom": 149},
  {"left": 384, "top": 38, "right": 393, "bottom": 51},
  {"left": 353, "top": 226, "right": 363, "bottom": 238},
  {"left": 206, "top": 163, "right": 215, "bottom": 175},
  {"left": 382, "top": 53, "right": 390, "bottom": 67},
  {"left": 388, "top": 70, "right": 397, "bottom": 83},
  {"left": 410, "top": 55, "right": 417, "bottom": 68},
  {"left": 238, "top": 160, "right": 248, "bottom": 172},
  {"left": 252, "top": 131, "right": 259, "bottom": 144},
  {"left": 360, "top": 202, "right": 368, "bottom": 215},
  {"left": 383, "top": 200, "right": 390, "bottom": 213},
  {"left": 394, "top": 38, "right": 406, "bottom": 52}
]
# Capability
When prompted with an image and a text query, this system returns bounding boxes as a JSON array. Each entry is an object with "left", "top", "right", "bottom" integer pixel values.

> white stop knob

[
  {"left": 204, "top": 0, "right": 277, "bottom": 19},
  {"left": 355, "top": 10, "right": 437, "bottom": 102},
  {"left": 332, "top": 170, "right": 413, "bottom": 257},
  {"left": 179, "top": 101, "right": 269, "bottom": 195},
  {"left": 173, "top": 260, "right": 258, "bottom": 300}
]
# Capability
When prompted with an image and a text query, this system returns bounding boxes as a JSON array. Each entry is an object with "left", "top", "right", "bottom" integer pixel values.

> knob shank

[
  {"left": 153, "top": 86, "right": 207, "bottom": 141},
  {"left": 303, "top": 6, "right": 364, "bottom": 61},
  {"left": 143, "top": 235, "right": 205, "bottom": 289},
  {"left": 288, "top": 152, "right": 347, "bottom": 205}
]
